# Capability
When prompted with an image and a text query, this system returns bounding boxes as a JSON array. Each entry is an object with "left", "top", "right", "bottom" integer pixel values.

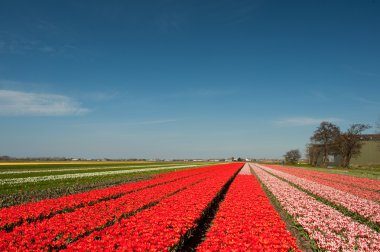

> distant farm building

[
  {"left": 312, "top": 134, "right": 380, "bottom": 167},
  {"left": 349, "top": 134, "right": 380, "bottom": 166}
]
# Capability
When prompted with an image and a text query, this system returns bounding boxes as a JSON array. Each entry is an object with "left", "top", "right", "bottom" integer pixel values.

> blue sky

[{"left": 0, "top": 0, "right": 379, "bottom": 159}]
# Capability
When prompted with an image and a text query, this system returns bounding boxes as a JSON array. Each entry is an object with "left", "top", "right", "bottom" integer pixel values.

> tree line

[
  {"left": 284, "top": 121, "right": 371, "bottom": 168},
  {"left": 307, "top": 122, "right": 370, "bottom": 168}
]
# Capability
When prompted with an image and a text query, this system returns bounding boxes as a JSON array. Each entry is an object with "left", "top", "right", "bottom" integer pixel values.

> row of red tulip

[
  {"left": 266, "top": 165, "right": 380, "bottom": 202},
  {"left": 197, "top": 173, "right": 300, "bottom": 251},
  {"left": 259, "top": 165, "right": 380, "bottom": 224},
  {"left": 253, "top": 164, "right": 380, "bottom": 251},
  {"left": 0, "top": 164, "right": 214, "bottom": 231},
  {"left": 0, "top": 172, "right": 212, "bottom": 251},
  {"left": 63, "top": 163, "right": 243, "bottom": 251}
]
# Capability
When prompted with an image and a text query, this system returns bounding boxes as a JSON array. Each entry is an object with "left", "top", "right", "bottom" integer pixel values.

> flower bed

[
  {"left": 258, "top": 165, "right": 380, "bottom": 225},
  {"left": 64, "top": 163, "right": 242, "bottom": 251},
  {"left": 0, "top": 173, "right": 209, "bottom": 250},
  {"left": 0, "top": 164, "right": 219, "bottom": 231},
  {"left": 197, "top": 172, "right": 299, "bottom": 251},
  {"left": 0, "top": 165, "right": 199, "bottom": 185},
  {"left": 252, "top": 165, "right": 380, "bottom": 251},
  {"left": 267, "top": 165, "right": 380, "bottom": 202}
]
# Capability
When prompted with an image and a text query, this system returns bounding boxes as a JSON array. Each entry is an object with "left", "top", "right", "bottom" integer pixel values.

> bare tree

[
  {"left": 377, "top": 119, "right": 380, "bottom": 151},
  {"left": 284, "top": 149, "right": 301, "bottom": 164},
  {"left": 306, "top": 144, "right": 322, "bottom": 166},
  {"left": 305, "top": 144, "right": 311, "bottom": 164},
  {"left": 337, "top": 124, "right": 371, "bottom": 168},
  {"left": 310, "top": 122, "right": 340, "bottom": 167}
]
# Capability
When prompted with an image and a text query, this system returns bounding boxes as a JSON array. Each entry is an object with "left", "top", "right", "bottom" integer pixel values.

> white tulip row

[
  {"left": 0, "top": 165, "right": 198, "bottom": 185},
  {"left": 0, "top": 164, "right": 191, "bottom": 175}
]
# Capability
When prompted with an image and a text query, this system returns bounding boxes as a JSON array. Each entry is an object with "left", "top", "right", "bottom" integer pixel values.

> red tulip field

[{"left": 1, "top": 162, "right": 380, "bottom": 251}]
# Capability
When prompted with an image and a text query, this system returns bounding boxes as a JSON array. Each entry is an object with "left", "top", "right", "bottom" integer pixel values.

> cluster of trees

[
  {"left": 283, "top": 121, "right": 372, "bottom": 167},
  {"left": 306, "top": 122, "right": 370, "bottom": 168},
  {"left": 283, "top": 149, "right": 301, "bottom": 164},
  {"left": 0, "top": 155, "right": 12, "bottom": 160},
  {"left": 378, "top": 121, "right": 380, "bottom": 150}
]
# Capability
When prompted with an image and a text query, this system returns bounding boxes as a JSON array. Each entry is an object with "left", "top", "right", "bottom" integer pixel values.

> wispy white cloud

[
  {"left": 124, "top": 119, "right": 180, "bottom": 126},
  {"left": 85, "top": 91, "right": 118, "bottom": 101},
  {"left": 342, "top": 65, "right": 377, "bottom": 77},
  {"left": 69, "top": 119, "right": 180, "bottom": 130},
  {"left": 225, "top": 1, "right": 263, "bottom": 25},
  {"left": 0, "top": 90, "right": 89, "bottom": 116},
  {"left": 311, "top": 91, "right": 380, "bottom": 108},
  {"left": 0, "top": 31, "right": 75, "bottom": 56},
  {"left": 353, "top": 70, "right": 377, "bottom": 77},
  {"left": 312, "top": 91, "right": 329, "bottom": 100},
  {"left": 39, "top": 46, "right": 55, "bottom": 53},
  {"left": 191, "top": 88, "right": 236, "bottom": 97},
  {"left": 275, "top": 117, "right": 342, "bottom": 126},
  {"left": 352, "top": 96, "right": 380, "bottom": 106},
  {"left": 0, "top": 38, "right": 63, "bottom": 55},
  {"left": 165, "top": 88, "right": 236, "bottom": 99}
]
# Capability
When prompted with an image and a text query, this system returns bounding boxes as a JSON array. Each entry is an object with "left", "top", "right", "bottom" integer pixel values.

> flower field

[
  {"left": 253, "top": 164, "right": 380, "bottom": 251},
  {"left": 264, "top": 165, "right": 380, "bottom": 225},
  {"left": 0, "top": 164, "right": 212, "bottom": 231},
  {"left": 0, "top": 164, "right": 200, "bottom": 185},
  {"left": 1, "top": 162, "right": 379, "bottom": 251},
  {"left": 197, "top": 164, "right": 299, "bottom": 251},
  {"left": 0, "top": 161, "right": 213, "bottom": 207},
  {"left": 263, "top": 165, "right": 380, "bottom": 202}
]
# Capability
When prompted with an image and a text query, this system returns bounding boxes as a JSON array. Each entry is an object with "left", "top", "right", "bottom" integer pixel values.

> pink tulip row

[
  {"left": 273, "top": 164, "right": 380, "bottom": 191},
  {"left": 0, "top": 171, "right": 212, "bottom": 251},
  {"left": 258, "top": 165, "right": 380, "bottom": 225},
  {"left": 197, "top": 172, "right": 300, "bottom": 251},
  {"left": 63, "top": 163, "right": 243, "bottom": 251},
  {"left": 237, "top": 162, "right": 251, "bottom": 175},
  {"left": 0, "top": 164, "right": 214, "bottom": 231},
  {"left": 252, "top": 164, "right": 380, "bottom": 252},
  {"left": 267, "top": 165, "right": 380, "bottom": 202}
]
